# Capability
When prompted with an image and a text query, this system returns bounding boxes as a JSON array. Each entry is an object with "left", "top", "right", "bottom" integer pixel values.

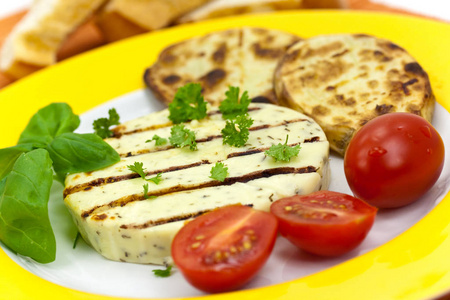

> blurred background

[{"left": 0, "top": 0, "right": 448, "bottom": 90}]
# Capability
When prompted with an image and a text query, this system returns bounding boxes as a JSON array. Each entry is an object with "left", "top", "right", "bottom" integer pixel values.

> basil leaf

[
  {"left": 0, "top": 149, "right": 55, "bottom": 263},
  {"left": 0, "top": 143, "right": 36, "bottom": 181},
  {"left": 46, "top": 133, "right": 120, "bottom": 178},
  {"left": 18, "top": 103, "right": 80, "bottom": 146}
]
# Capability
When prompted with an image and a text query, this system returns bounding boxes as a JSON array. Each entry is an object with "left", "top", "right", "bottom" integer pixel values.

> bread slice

[
  {"left": 64, "top": 103, "right": 330, "bottom": 264},
  {"left": 95, "top": 0, "right": 211, "bottom": 42},
  {"left": 144, "top": 27, "right": 301, "bottom": 106},
  {"left": 175, "top": 0, "right": 302, "bottom": 24},
  {"left": 274, "top": 34, "right": 435, "bottom": 156},
  {"left": 0, "top": 0, "right": 107, "bottom": 79}
]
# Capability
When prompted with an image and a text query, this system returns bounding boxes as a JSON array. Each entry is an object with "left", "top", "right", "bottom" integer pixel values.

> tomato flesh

[
  {"left": 344, "top": 113, "right": 445, "bottom": 208},
  {"left": 171, "top": 205, "right": 278, "bottom": 293},
  {"left": 270, "top": 191, "right": 377, "bottom": 256}
]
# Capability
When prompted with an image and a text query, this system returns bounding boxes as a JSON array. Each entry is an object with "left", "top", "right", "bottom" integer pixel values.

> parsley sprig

[
  {"left": 219, "top": 86, "right": 251, "bottom": 120},
  {"left": 169, "top": 124, "right": 197, "bottom": 150},
  {"left": 146, "top": 134, "right": 167, "bottom": 146},
  {"left": 152, "top": 265, "right": 172, "bottom": 277},
  {"left": 168, "top": 83, "right": 208, "bottom": 124},
  {"left": 127, "top": 162, "right": 163, "bottom": 183},
  {"left": 210, "top": 162, "right": 228, "bottom": 182},
  {"left": 93, "top": 108, "right": 120, "bottom": 138},
  {"left": 265, "top": 135, "right": 301, "bottom": 162},
  {"left": 221, "top": 114, "right": 254, "bottom": 147}
]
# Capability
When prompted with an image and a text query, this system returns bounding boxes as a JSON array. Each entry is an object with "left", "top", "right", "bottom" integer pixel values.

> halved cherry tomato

[
  {"left": 270, "top": 191, "right": 377, "bottom": 257},
  {"left": 171, "top": 205, "right": 278, "bottom": 293},
  {"left": 344, "top": 112, "right": 445, "bottom": 208}
]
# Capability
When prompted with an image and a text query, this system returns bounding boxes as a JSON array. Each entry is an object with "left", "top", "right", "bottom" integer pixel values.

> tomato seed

[
  {"left": 285, "top": 206, "right": 293, "bottom": 211},
  {"left": 243, "top": 241, "right": 252, "bottom": 250},
  {"left": 191, "top": 242, "right": 201, "bottom": 249}
]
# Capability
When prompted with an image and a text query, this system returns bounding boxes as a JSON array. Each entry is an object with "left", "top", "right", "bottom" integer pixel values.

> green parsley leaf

[
  {"left": 219, "top": 86, "right": 251, "bottom": 119},
  {"left": 128, "top": 163, "right": 164, "bottom": 185},
  {"left": 146, "top": 135, "right": 167, "bottom": 146},
  {"left": 168, "top": 83, "right": 208, "bottom": 124},
  {"left": 73, "top": 232, "right": 81, "bottom": 249},
  {"left": 221, "top": 114, "right": 254, "bottom": 147},
  {"left": 143, "top": 183, "right": 150, "bottom": 199},
  {"left": 93, "top": 108, "right": 120, "bottom": 139},
  {"left": 148, "top": 173, "right": 163, "bottom": 184},
  {"left": 265, "top": 135, "right": 301, "bottom": 162},
  {"left": 152, "top": 265, "right": 172, "bottom": 278},
  {"left": 169, "top": 124, "right": 197, "bottom": 150},
  {"left": 127, "top": 161, "right": 147, "bottom": 179},
  {"left": 210, "top": 162, "right": 228, "bottom": 182},
  {"left": 143, "top": 183, "right": 158, "bottom": 199}
]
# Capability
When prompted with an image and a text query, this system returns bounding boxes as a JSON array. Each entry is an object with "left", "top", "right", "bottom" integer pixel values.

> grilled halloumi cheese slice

[
  {"left": 274, "top": 34, "right": 435, "bottom": 156},
  {"left": 64, "top": 103, "right": 330, "bottom": 265},
  {"left": 144, "top": 27, "right": 301, "bottom": 106}
]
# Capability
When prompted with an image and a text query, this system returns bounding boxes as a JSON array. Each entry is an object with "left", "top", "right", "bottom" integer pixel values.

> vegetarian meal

[
  {"left": 63, "top": 84, "right": 330, "bottom": 265},
  {"left": 0, "top": 24, "right": 446, "bottom": 296}
]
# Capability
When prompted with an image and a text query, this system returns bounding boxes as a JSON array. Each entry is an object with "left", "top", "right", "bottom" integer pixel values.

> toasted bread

[
  {"left": 274, "top": 34, "right": 435, "bottom": 156},
  {"left": 144, "top": 27, "right": 301, "bottom": 106},
  {"left": 95, "top": 0, "right": 211, "bottom": 42},
  {"left": 0, "top": 0, "right": 107, "bottom": 79},
  {"left": 175, "top": 0, "right": 303, "bottom": 24}
]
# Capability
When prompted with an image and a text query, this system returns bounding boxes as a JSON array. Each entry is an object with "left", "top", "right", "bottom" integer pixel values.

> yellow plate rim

[{"left": 0, "top": 10, "right": 449, "bottom": 300}]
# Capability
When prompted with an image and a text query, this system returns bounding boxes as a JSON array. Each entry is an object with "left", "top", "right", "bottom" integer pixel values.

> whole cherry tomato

[{"left": 344, "top": 112, "right": 444, "bottom": 208}]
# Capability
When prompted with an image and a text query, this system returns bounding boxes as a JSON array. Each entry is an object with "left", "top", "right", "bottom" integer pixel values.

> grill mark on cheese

[
  {"left": 119, "top": 204, "right": 255, "bottom": 230},
  {"left": 114, "top": 117, "right": 311, "bottom": 158},
  {"left": 64, "top": 139, "right": 318, "bottom": 197},
  {"left": 82, "top": 166, "right": 317, "bottom": 219},
  {"left": 112, "top": 107, "right": 261, "bottom": 137}
]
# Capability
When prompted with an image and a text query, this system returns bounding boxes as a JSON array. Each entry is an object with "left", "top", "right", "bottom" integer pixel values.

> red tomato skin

[
  {"left": 344, "top": 113, "right": 445, "bottom": 208},
  {"left": 171, "top": 205, "right": 278, "bottom": 293},
  {"left": 270, "top": 191, "right": 377, "bottom": 257}
]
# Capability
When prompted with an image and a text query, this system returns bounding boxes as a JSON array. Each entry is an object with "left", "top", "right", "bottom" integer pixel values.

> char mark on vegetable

[{"left": 81, "top": 166, "right": 317, "bottom": 219}]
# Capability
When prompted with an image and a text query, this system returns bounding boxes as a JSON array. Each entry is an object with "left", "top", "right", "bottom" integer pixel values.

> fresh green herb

[
  {"left": 169, "top": 124, "right": 197, "bottom": 150},
  {"left": 0, "top": 149, "right": 55, "bottom": 263},
  {"left": 0, "top": 103, "right": 120, "bottom": 263},
  {"left": 143, "top": 183, "right": 158, "bottom": 200},
  {"left": 219, "top": 86, "right": 251, "bottom": 120},
  {"left": 128, "top": 162, "right": 163, "bottom": 185},
  {"left": 265, "top": 135, "right": 301, "bottom": 162},
  {"left": 221, "top": 114, "right": 254, "bottom": 147},
  {"left": 209, "top": 162, "right": 228, "bottom": 182},
  {"left": 152, "top": 265, "right": 172, "bottom": 277},
  {"left": 168, "top": 83, "right": 208, "bottom": 124},
  {"left": 18, "top": 103, "right": 80, "bottom": 146},
  {"left": 127, "top": 162, "right": 147, "bottom": 179},
  {"left": 148, "top": 173, "right": 163, "bottom": 184},
  {"left": 143, "top": 183, "right": 150, "bottom": 199},
  {"left": 0, "top": 144, "right": 36, "bottom": 181},
  {"left": 146, "top": 134, "right": 167, "bottom": 146},
  {"left": 73, "top": 232, "right": 81, "bottom": 249},
  {"left": 47, "top": 133, "right": 120, "bottom": 182},
  {"left": 92, "top": 108, "right": 120, "bottom": 139}
]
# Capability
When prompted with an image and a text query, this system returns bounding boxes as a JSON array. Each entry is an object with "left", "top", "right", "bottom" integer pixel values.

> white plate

[{"left": 3, "top": 88, "right": 449, "bottom": 298}]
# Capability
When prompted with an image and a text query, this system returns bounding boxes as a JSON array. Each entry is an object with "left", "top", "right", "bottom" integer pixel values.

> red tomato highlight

[
  {"left": 171, "top": 205, "right": 278, "bottom": 293},
  {"left": 270, "top": 191, "right": 377, "bottom": 256},
  {"left": 344, "top": 113, "right": 445, "bottom": 208}
]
